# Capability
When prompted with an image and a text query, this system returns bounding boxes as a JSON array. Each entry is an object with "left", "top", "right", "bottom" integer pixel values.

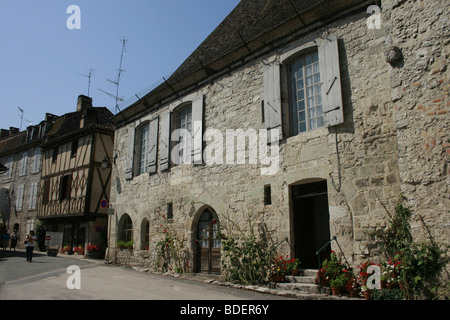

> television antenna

[
  {"left": 98, "top": 37, "right": 128, "bottom": 114},
  {"left": 79, "top": 69, "right": 94, "bottom": 96},
  {"left": 18, "top": 107, "right": 24, "bottom": 131}
]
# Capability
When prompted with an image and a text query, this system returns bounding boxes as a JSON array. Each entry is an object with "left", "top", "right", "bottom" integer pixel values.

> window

[
  {"left": 16, "top": 184, "right": 24, "bottom": 211},
  {"left": 4, "top": 157, "right": 13, "bottom": 179},
  {"left": 19, "top": 152, "right": 28, "bottom": 176},
  {"left": 172, "top": 104, "right": 192, "bottom": 165},
  {"left": 264, "top": 184, "right": 272, "bottom": 206},
  {"left": 28, "top": 182, "right": 38, "bottom": 210},
  {"left": 32, "top": 148, "right": 42, "bottom": 174},
  {"left": 167, "top": 202, "right": 173, "bottom": 220},
  {"left": 71, "top": 139, "right": 78, "bottom": 158},
  {"left": 290, "top": 51, "right": 324, "bottom": 135},
  {"left": 42, "top": 179, "right": 50, "bottom": 205},
  {"left": 52, "top": 146, "right": 58, "bottom": 162},
  {"left": 120, "top": 214, "right": 133, "bottom": 242},
  {"left": 137, "top": 123, "right": 150, "bottom": 175},
  {"left": 60, "top": 174, "right": 72, "bottom": 201},
  {"left": 264, "top": 34, "right": 344, "bottom": 140}
]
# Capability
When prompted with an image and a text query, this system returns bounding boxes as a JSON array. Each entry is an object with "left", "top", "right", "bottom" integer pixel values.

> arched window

[{"left": 119, "top": 214, "right": 133, "bottom": 242}]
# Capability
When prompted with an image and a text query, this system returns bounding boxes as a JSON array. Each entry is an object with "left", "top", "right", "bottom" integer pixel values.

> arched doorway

[
  {"left": 291, "top": 180, "right": 331, "bottom": 269},
  {"left": 196, "top": 207, "right": 221, "bottom": 274}
]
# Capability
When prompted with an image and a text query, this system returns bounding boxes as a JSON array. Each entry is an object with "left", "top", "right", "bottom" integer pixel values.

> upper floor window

[
  {"left": 263, "top": 34, "right": 344, "bottom": 142},
  {"left": 172, "top": 104, "right": 192, "bottom": 165},
  {"left": 290, "top": 51, "right": 324, "bottom": 135},
  {"left": 19, "top": 152, "right": 28, "bottom": 176},
  {"left": 137, "top": 123, "right": 150, "bottom": 175}
]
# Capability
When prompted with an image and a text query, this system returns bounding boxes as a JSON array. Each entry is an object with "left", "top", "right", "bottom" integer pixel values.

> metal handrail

[{"left": 315, "top": 236, "right": 351, "bottom": 290}]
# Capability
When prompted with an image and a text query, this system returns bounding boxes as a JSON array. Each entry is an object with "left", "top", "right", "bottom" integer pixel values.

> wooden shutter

[
  {"left": 159, "top": 110, "right": 171, "bottom": 171},
  {"left": 147, "top": 116, "right": 159, "bottom": 174},
  {"left": 192, "top": 95, "right": 203, "bottom": 164},
  {"left": 318, "top": 34, "right": 344, "bottom": 127},
  {"left": 263, "top": 61, "right": 283, "bottom": 143},
  {"left": 125, "top": 126, "right": 135, "bottom": 180}
]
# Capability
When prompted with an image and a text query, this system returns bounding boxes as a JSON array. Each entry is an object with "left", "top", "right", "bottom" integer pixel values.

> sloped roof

[
  {"left": 113, "top": 0, "right": 367, "bottom": 125},
  {"left": 0, "top": 131, "right": 27, "bottom": 156}
]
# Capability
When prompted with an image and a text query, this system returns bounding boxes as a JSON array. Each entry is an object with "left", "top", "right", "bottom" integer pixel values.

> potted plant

[
  {"left": 73, "top": 246, "right": 84, "bottom": 256},
  {"left": 270, "top": 256, "right": 288, "bottom": 283},
  {"left": 287, "top": 258, "right": 301, "bottom": 276},
  {"left": 345, "top": 273, "right": 361, "bottom": 297},
  {"left": 317, "top": 251, "right": 343, "bottom": 286},
  {"left": 86, "top": 244, "right": 99, "bottom": 259},
  {"left": 329, "top": 272, "right": 347, "bottom": 296}
]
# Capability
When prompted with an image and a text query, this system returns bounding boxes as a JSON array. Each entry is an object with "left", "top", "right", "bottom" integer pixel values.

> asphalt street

[{"left": 0, "top": 249, "right": 293, "bottom": 301}]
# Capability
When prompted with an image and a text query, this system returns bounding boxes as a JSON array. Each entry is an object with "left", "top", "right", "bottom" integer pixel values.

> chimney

[{"left": 76, "top": 95, "right": 93, "bottom": 112}]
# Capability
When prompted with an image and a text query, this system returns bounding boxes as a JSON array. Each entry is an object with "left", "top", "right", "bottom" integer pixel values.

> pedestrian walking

[
  {"left": 10, "top": 230, "right": 18, "bottom": 252},
  {"left": 25, "top": 230, "right": 38, "bottom": 262},
  {"left": 2, "top": 230, "right": 10, "bottom": 250}
]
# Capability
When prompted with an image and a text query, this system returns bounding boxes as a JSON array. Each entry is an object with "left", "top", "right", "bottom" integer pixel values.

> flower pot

[
  {"left": 363, "top": 291, "right": 371, "bottom": 300},
  {"left": 331, "top": 287, "right": 341, "bottom": 296},
  {"left": 349, "top": 289, "right": 360, "bottom": 298},
  {"left": 86, "top": 251, "right": 98, "bottom": 259},
  {"left": 270, "top": 275, "right": 285, "bottom": 283},
  {"left": 291, "top": 269, "right": 300, "bottom": 276}
]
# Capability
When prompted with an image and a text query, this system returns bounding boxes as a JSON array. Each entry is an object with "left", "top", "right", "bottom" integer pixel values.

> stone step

[
  {"left": 285, "top": 275, "right": 316, "bottom": 284},
  {"left": 274, "top": 282, "right": 330, "bottom": 295}
]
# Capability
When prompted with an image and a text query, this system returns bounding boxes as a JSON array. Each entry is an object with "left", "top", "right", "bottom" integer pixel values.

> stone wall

[
  {"left": 0, "top": 146, "right": 42, "bottom": 249},
  {"left": 384, "top": 0, "right": 449, "bottom": 246},
  {"left": 109, "top": 1, "right": 448, "bottom": 274}
]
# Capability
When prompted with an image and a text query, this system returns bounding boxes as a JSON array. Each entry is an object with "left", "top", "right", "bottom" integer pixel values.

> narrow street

[{"left": 0, "top": 249, "right": 293, "bottom": 301}]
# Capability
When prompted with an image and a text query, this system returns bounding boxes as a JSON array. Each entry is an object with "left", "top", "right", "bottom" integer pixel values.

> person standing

[
  {"left": 2, "top": 230, "right": 10, "bottom": 250},
  {"left": 10, "top": 230, "right": 18, "bottom": 252},
  {"left": 25, "top": 230, "right": 38, "bottom": 262}
]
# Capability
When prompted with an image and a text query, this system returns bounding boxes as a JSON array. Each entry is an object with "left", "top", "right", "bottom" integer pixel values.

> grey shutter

[
  {"left": 147, "top": 116, "right": 159, "bottom": 174},
  {"left": 125, "top": 127, "right": 135, "bottom": 180},
  {"left": 159, "top": 110, "right": 171, "bottom": 171},
  {"left": 263, "top": 61, "right": 283, "bottom": 143},
  {"left": 192, "top": 95, "right": 203, "bottom": 164},
  {"left": 319, "top": 34, "right": 344, "bottom": 127}
]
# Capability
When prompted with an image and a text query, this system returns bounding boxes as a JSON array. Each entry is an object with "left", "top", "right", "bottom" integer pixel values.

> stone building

[
  {"left": 0, "top": 113, "right": 59, "bottom": 248},
  {"left": 108, "top": 0, "right": 449, "bottom": 275},
  {"left": 37, "top": 95, "right": 114, "bottom": 256}
]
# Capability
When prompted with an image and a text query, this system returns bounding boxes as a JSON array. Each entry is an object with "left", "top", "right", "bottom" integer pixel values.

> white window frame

[
  {"left": 289, "top": 50, "right": 324, "bottom": 134},
  {"left": 16, "top": 184, "right": 24, "bottom": 211},
  {"left": 19, "top": 152, "right": 28, "bottom": 176},
  {"left": 28, "top": 181, "right": 38, "bottom": 210}
]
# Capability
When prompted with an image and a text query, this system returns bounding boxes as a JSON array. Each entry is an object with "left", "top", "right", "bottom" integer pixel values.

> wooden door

[{"left": 197, "top": 209, "right": 221, "bottom": 274}]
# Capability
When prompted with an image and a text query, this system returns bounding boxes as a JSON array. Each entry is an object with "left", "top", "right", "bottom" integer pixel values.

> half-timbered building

[{"left": 37, "top": 95, "right": 114, "bottom": 256}]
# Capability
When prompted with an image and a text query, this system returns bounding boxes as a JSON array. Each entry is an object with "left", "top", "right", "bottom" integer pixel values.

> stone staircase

[{"left": 269, "top": 269, "right": 332, "bottom": 297}]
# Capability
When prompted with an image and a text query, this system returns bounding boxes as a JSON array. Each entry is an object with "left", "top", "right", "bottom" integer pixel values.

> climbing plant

[{"left": 375, "top": 198, "right": 449, "bottom": 299}]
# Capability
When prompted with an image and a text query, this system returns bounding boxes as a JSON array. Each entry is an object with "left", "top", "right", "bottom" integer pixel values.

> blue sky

[{"left": 0, "top": 0, "right": 240, "bottom": 130}]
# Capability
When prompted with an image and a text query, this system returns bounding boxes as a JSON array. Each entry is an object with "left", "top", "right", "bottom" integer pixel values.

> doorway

[
  {"left": 196, "top": 208, "right": 221, "bottom": 274},
  {"left": 291, "top": 180, "right": 331, "bottom": 269}
]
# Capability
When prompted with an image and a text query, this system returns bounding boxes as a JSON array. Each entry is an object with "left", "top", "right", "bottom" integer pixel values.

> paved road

[{"left": 0, "top": 249, "right": 293, "bottom": 301}]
